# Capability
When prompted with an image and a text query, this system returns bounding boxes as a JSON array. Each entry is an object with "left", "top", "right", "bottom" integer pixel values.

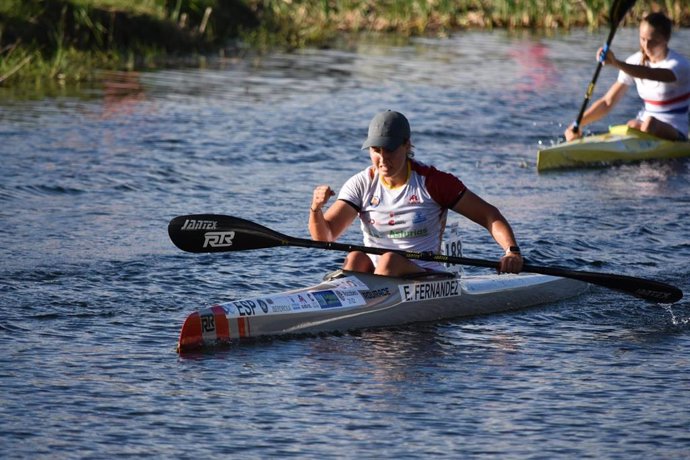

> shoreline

[{"left": 2, "top": 0, "right": 689, "bottom": 86}]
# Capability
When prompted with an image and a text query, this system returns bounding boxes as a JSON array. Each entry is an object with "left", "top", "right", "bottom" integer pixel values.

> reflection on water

[
  {"left": 509, "top": 41, "right": 560, "bottom": 94},
  {"left": 100, "top": 71, "right": 147, "bottom": 119},
  {"left": 1, "top": 29, "right": 689, "bottom": 458}
]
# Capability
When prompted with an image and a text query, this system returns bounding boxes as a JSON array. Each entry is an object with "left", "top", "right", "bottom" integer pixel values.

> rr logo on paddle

[{"left": 203, "top": 231, "right": 235, "bottom": 248}]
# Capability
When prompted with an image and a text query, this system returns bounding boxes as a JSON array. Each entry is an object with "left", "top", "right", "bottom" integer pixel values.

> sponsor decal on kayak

[
  {"left": 254, "top": 294, "right": 314, "bottom": 313},
  {"left": 221, "top": 288, "right": 367, "bottom": 317},
  {"left": 311, "top": 290, "right": 342, "bottom": 309},
  {"left": 266, "top": 299, "right": 293, "bottom": 313},
  {"left": 360, "top": 287, "right": 391, "bottom": 300},
  {"left": 307, "top": 288, "right": 366, "bottom": 309},
  {"left": 198, "top": 305, "right": 230, "bottom": 343},
  {"left": 226, "top": 294, "right": 321, "bottom": 316},
  {"left": 399, "top": 279, "right": 460, "bottom": 302},
  {"left": 200, "top": 312, "right": 215, "bottom": 333},
  {"left": 231, "top": 299, "right": 270, "bottom": 316},
  {"left": 332, "top": 289, "right": 366, "bottom": 307},
  {"left": 328, "top": 276, "right": 369, "bottom": 290},
  {"left": 198, "top": 308, "right": 217, "bottom": 344}
]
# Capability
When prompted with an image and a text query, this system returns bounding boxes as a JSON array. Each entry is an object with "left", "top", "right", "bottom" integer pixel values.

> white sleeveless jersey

[
  {"left": 618, "top": 49, "right": 690, "bottom": 137},
  {"left": 337, "top": 160, "right": 466, "bottom": 270}
]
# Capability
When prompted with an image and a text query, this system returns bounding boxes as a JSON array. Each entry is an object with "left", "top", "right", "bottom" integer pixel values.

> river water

[{"left": 1, "top": 28, "right": 689, "bottom": 458}]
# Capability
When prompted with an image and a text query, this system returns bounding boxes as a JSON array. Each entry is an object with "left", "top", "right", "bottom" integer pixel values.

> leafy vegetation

[{"left": 1, "top": 0, "right": 689, "bottom": 85}]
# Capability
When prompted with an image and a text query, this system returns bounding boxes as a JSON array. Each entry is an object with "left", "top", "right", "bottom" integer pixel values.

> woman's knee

[
  {"left": 627, "top": 119, "right": 642, "bottom": 130},
  {"left": 343, "top": 251, "right": 374, "bottom": 272},
  {"left": 640, "top": 116, "right": 655, "bottom": 132},
  {"left": 641, "top": 116, "right": 682, "bottom": 140},
  {"left": 374, "top": 252, "right": 424, "bottom": 277}
]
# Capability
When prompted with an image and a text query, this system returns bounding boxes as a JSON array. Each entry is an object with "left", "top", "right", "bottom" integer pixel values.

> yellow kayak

[{"left": 537, "top": 125, "right": 690, "bottom": 172}]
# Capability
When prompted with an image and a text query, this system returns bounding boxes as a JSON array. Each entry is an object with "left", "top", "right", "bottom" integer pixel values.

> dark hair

[{"left": 643, "top": 12, "right": 672, "bottom": 41}]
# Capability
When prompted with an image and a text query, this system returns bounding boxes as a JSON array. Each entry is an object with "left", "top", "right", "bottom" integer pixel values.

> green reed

[
  {"left": 2, "top": 0, "right": 689, "bottom": 85},
  {"left": 242, "top": 0, "right": 689, "bottom": 49}
]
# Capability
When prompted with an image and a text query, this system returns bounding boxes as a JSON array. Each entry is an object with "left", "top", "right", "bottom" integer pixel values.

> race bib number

[{"left": 442, "top": 222, "right": 463, "bottom": 274}]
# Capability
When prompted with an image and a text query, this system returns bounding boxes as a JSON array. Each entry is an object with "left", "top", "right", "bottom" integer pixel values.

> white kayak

[
  {"left": 177, "top": 270, "right": 588, "bottom": 352},
  {"left": 537, "top": 125, "right": 690, "bottom": 171}
]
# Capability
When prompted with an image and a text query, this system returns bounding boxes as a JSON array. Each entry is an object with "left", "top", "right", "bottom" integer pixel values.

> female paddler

[
  {"left": 308, "top": 110, "right": 524, "bottom": 277},
  {"left": 565, "top": 12, "right": 690, "bottom": 142}
]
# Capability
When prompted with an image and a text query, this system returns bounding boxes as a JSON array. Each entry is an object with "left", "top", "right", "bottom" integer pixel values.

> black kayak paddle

[
  {"left": 572, "top": 0, "right": 637, "bottom": 134},
  {"left": 168, "top": 214, "right": 683, "bottom": 304}
]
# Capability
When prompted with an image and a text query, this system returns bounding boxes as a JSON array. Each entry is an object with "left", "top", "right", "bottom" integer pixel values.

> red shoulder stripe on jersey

[{"left": 411, "top": 160, "right": 466, "bottom": 208}]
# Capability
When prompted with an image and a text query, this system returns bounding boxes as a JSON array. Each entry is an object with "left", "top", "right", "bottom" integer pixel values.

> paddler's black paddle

[
  {"left": 571, "top": 0, "right": 637, "bottom": 134},
  {"left": 168, "top": 214, "right": 683, "bottom": 304}
]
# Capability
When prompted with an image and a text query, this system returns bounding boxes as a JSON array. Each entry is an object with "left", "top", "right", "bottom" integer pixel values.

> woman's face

[
  {"left": 369, "top": 143, "right": 408, "bottom": 180},
  {"left": 639, "top": 22, "right": 669, "bottom": 62}
]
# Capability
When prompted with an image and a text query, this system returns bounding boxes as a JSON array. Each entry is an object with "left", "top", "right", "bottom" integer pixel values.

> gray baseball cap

[{"left": 361, "top": 110, "right": 411, "bottom": 151}]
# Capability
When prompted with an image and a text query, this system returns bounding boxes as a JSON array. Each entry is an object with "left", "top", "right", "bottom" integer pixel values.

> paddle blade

[
  {"left": 523, "top": 264, "right": 682, "bottom": 304},
  {"left": 609, "top": 0, "right": 636, "bottom": 26},
  {"left": 168, "top": 214, "right": 290, "bottom": 253}
]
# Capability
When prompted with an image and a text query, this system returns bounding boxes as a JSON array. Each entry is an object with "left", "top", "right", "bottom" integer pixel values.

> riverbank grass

[{"left": 2, "top": 0, "right": 689, "bottom": 85}]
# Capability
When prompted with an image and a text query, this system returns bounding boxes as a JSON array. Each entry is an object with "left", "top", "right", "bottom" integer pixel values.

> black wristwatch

[{"left": 506, "top": 246, "right": 521, "bottom": 255}]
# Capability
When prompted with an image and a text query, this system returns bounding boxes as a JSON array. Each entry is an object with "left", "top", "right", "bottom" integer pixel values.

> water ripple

[{"left": 1, "top": 29, "right": 689, "bottom": 458}]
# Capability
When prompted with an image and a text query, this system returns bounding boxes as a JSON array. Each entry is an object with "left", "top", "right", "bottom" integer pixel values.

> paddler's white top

[
  {"left": 618, "top": 49, "right": 690, "bottom": 138},
  {"left": 337, "top": 159, "right": 466, "bottom": 271}
]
